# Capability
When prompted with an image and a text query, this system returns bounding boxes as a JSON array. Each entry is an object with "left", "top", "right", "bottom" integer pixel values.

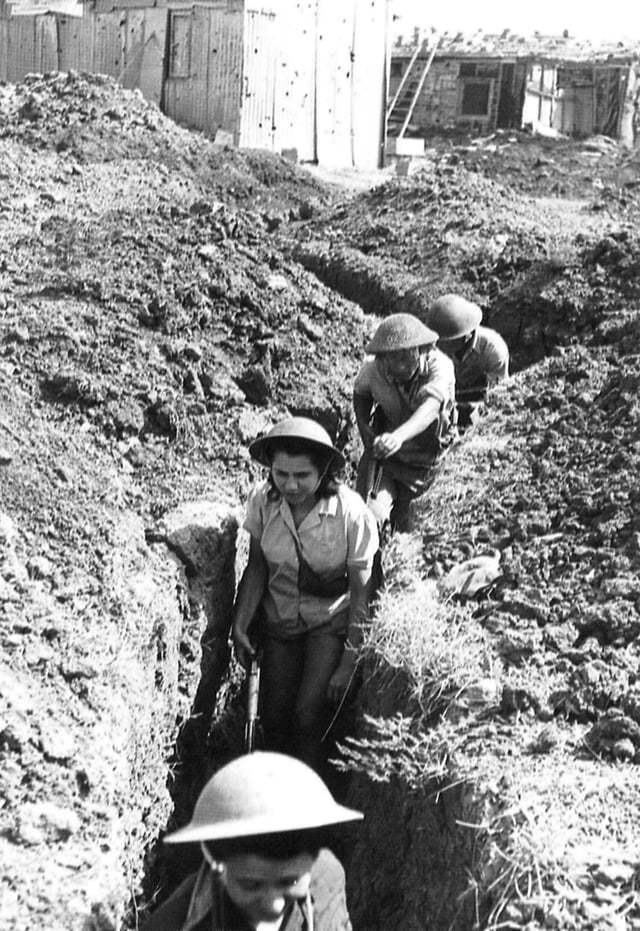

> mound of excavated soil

[
  {"left": 2, "top": 70, "right": 640, "bottom": 931},
  {"left": 0, "top": 71, "right": 329, "bottom": 213},
  {"left": 0, "top": 72, "right": 372, "bottom": 931},
  {"left": 289, "top": 149, "right": 640, "bottom": 369}
]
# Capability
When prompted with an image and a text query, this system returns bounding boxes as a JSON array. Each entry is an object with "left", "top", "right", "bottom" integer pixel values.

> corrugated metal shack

[
  {"left": 0, "top": 0, "right": 390, "bottom": 168},
  {"left": 388, "top": 30, "right": 640, "bottom": 147}
]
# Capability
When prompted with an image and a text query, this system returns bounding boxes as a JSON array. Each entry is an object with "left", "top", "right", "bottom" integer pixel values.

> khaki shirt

[
  {"left": 450, "top": 326, "right": 509, "bottom": 397},
  {"left": 353, "top": 348, "right": 456, "bottom": 467},
  {"left": 244, "top": 481, "right": 378, "bottom": 635}
]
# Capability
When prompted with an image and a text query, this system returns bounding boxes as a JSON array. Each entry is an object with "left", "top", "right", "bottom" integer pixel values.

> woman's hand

[
  {"left": 232, "top": 625, "right": 255, "bottom": 669},
  {"left": 327, "top": 652, "right": 357, "bottom": 704}
]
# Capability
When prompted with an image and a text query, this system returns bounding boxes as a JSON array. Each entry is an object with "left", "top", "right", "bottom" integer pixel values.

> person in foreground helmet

[
  {"left": 426, "top": 293, "right": 509, "bottom": 428},
  {"left": 144, "top": 752, "right": 363, "bottom": 931},
  {"left": 232, "top": 417, "right": 378, "bottom": 772},
  {"left": 353, "top": 313, "right": 457, "bottom": 532}
]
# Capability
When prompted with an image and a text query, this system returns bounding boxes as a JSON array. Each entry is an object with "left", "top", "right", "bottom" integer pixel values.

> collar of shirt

[
  {"left": 455, "top": 329, "right": 479, "bottom": 362},
  {"left": 277, "top": 494, "right": 338, "bottom": 534},
  {"left": 376, "top": 351, "right": 430, "bottom": 388},
  {"left": 182, "top": 864, "right": 312, "bottom": 931}
]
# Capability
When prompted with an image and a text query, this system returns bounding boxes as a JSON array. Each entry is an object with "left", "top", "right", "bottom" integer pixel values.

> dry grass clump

[
  {"left": 339, "top": 533, "right": 498, "bottom": 784},
  {"left": 366, "top": 533, "right": 495, "bottom": 719},
  {"left": 465, "top": 761, "right": 640, "bottom": 930}
]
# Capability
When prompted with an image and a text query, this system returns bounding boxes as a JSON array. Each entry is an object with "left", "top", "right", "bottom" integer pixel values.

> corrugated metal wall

[
  {"left": 239, "top": 7, "right": 278, "bottom": 149},
  {"left": 271, "top": 0, "right": 316, "bottom": 161},
  {"left": 0, "top": 0, "right": 388, "bottom": 168},
  {"left": 163, "top": 3, "right": 243, "bottom": 142},
  {"left": 348, "top": 0, "right": 387, "bottom": 169},
  {"left": 314, "top": 0, "right": 387, "bottom": 168},
  {"left": 0, "top": 7, "right": 164, "bottom": 102},
  {"left": 315, "top": 0, "right": 356, "bottom": 168},
  {"left": 1, "top": 13, "right": 58, "bottom": 80},
  {"left": 58, "top": 14, "right": 94, "bottom": 72}
]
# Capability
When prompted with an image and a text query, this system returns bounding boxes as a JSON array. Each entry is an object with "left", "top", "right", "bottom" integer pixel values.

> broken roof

[{"left": 393, "top": 30, "right": 640, "bottom": 64}]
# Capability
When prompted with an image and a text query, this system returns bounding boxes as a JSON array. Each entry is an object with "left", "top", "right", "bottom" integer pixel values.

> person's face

[
  {"left": 220, "top": 852, "right": 315, "bottom": 924},
  {"left": 440, "top": 334, "right": 468, "bottom": 355},
  {"left": 378, "top": 347, "right": 421, "bottom": 382},
  {"left": 271, "top": 451, "right": 321, "bottom": 506}
]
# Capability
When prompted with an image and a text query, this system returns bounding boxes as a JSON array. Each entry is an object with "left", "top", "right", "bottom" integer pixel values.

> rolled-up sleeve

[
  {"left": 413, "top": 349, "right": 455, "bottom": 406},
  {"left": 243, "top": 483, "right": 266, "bottom": 542},
  {"left": 353, "top": 359, "right": 376, "bottom": 398},
  {"left": 484, "top": 334, "right": 509, "bottom": 386},
  {"left": 345, "top": 497, "right": 379, "bottom": 569}
]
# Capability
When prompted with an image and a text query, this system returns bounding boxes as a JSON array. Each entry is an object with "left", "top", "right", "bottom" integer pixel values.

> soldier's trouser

[
  {"left": 356, "top": 453, "right": 433, "bottom": 533},
  {"left": 259, "top": 619, "right": 347, "bottom": 773}
]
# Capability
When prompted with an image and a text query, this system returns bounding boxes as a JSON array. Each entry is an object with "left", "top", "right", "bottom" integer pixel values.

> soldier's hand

[
  {"left": 232, "top": 626, "right": 255, "bottom": 669},
  {"left": 372, "top": 432, "right": 402, "bottom": 458}
]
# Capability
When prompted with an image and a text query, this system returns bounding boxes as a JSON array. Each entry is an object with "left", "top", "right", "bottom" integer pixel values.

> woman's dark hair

[
  {"left": 264, "top": 437, "right": 340, "bottom": 501},
  {"left": 203, "top": 827, "right": 332, "bottom": 863}
]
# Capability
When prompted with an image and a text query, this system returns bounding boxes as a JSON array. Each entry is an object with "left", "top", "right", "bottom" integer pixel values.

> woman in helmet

[
  {"left": 426, "top": 293, "right": 509, "bottom": 428},
  {"left": 232, "top": 417, "right": 378, "bottom": 773},
  {"left": 145, "top": 752, "right": 363, "bottom": 930},
  {"left": 353, "top": 312, "right": 457, "bottom": 532}
]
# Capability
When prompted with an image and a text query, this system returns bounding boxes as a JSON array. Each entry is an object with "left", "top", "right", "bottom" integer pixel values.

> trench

[
  {"left": 132, "top": 248, "right": 566, "bottom": 931},
  {"left": 137, "top": 496, "right": 490, "bottom": 931},
  {"left": 132, "top": 237, "right": 618, "bottom": 928},
  {"left": 292, "top": 238, "right": 626, "bottom": 370},
  {"left": 131, "top": 354, "right": 501, "bottom": 931}
]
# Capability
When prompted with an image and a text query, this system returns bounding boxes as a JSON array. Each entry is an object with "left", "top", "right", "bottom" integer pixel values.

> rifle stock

[{"left": 244, "top": 655, "right": 261, "bottom": 753}]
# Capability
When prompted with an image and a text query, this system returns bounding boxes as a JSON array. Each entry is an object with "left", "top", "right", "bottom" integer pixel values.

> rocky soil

[{"left": 1, "top": 71, "right": 640, "bottom": 930}]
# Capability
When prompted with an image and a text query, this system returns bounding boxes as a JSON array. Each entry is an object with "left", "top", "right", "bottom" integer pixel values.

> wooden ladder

[{"left": 387, "top": 36, "right": 440, "bottom": 139}]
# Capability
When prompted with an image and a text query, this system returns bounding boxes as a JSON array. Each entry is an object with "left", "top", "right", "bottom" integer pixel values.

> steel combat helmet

[
  {"left": 164, "top": 752, "right": 363, "bottom": 843},
  {"left": 248, "top": 416, "right": 345, "bottom": 471},
  {"left": 427, "top": 294, "right": 483, "bottom": 341},
  {"left": 366, "top": 313, "right": 438, "bottom": 354}
]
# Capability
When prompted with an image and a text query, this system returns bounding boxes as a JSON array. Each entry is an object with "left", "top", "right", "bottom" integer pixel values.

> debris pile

[{"left": 2, "top": 69, "right": 640, "bottom": 930}]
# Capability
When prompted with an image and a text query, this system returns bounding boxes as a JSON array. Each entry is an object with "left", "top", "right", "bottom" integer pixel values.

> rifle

[
  {"left": 363, "top": 455, "right": 383, "bottom": 504},
  {"left": 243, "top": 653, "right": 261, "bottom": 753}
]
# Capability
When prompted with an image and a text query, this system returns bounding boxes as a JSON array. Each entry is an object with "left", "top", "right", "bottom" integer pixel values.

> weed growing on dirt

[{"left": 366, "top": 534, "right": 494, "bottom": 719}]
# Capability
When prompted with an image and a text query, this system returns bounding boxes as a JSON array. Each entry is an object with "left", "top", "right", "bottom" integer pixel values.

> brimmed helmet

[
  {"left": 248, "top": 416, "right": 345, "bottom": 471},
  {"left": 366, "top": 313, "right": 438, "bottom": 354},
  {"left": 164, "top": 752, "right": 363, "bottom": 844},
  {"left": 427, "top": 294, "right": 482, "bottom": 340}
]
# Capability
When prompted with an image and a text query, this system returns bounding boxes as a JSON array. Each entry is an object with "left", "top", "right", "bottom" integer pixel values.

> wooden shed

[
  {"left": 388, "top": 31, "right": 640, "bottom": 148},
  {"left": 0, "top": 0, "right": 390, "bottom": 169}
]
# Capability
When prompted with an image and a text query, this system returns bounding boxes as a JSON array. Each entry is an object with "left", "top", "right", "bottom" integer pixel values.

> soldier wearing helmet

[
  {"left": 426, "top": 293, "right": 509, "bottom": 428},
  {"left": 144, "top": 752, "right": 363, "bottom": 930},
  {"left": 353, "top": 313, "right": 457, "bottom": 531},
  {"left": 232, "top": 417, "right": 378, "bottom": 773}
]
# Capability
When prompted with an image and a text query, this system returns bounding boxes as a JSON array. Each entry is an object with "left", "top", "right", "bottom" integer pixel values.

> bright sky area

[{"left": 390, "top": 0, "right": 640, "bottom": 42}]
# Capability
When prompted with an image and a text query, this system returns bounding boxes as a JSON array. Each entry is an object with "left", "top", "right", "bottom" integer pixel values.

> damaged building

[
  {"left": 0, "top": 0, "right": 390, "bottom": 169},
  {"left": 388, "top": 30, "right": 640, "bottom": 151}
]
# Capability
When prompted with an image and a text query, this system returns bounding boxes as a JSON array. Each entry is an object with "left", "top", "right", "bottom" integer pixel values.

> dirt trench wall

[
  {"left": 346, "top": 776, "right": 486, "bottom": 931},
  {"left": 293, "top": 237, "right": 640, "bottom": 370},
  {"left": 1, "top": 509, "right": 183, "bottom": 931},
  {"left": 0, "top": 490, "right": 238, "bottom": 931},
  {"left": 148, "top": 501, "right": 239, "bottom": 828},
  {"left": 342, "top": 661, "right": 491, "bottom": 930},
  {"left": 293, "top": 243, "right": 422, "bottom": 318}
]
